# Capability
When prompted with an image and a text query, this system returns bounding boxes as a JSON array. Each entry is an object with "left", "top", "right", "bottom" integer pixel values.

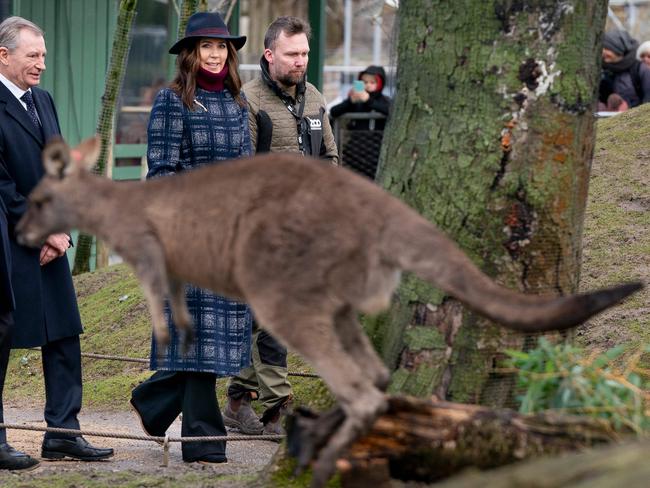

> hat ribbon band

[{"left": 189, "top": 27, "right": 232, "bottom": 37}]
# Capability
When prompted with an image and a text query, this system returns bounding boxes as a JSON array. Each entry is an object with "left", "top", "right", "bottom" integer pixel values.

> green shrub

[{"left": 506, "top": 338, "right": 649, "bottom": 434}]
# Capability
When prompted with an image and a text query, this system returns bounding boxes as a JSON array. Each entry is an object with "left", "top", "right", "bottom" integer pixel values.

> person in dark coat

[
  {"left": 0, "top": 16, "right": 113, "bottom": 463},
  {"left": 330, "top": 65, "right": 391, "bottom": 178},
  {"left": 0, "top": 198, "right": 38, "bottom": 470},
  {"left": 330, "top": 65, "right": 390, "bottom": 130},
  {"left": 129, "top": 12, "right": 253, "bottom": 464},
  {"left": 599, "top": 29, "right": 650, "bottom": 108}
]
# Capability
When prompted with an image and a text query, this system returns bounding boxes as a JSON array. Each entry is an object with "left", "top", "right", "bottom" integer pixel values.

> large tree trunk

[
  {"left": 72, "top": 0, "right": 138, "bottom": 274},
  {"left": 369, "top": 0, "right": 609, "bottom": 407}
]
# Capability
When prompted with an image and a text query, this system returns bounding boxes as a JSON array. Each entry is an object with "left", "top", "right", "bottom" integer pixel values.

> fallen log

[
  {"left": 433, "top": 439, "right": 650, "bottom": 488},
  {"left": 286, "top": 396, "right": 623, "bottom": 486}
]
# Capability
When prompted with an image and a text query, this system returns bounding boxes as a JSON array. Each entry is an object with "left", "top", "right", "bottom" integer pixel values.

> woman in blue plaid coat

[{"left": 130, "top": 12, "right": 252, "bottom": 464}]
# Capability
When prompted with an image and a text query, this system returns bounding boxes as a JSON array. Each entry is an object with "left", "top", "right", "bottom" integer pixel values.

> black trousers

[
  {"left": 0, "top": 311, "right": 12, "bottom": 444},
  {"left": 131, "top": 371, "right": 226, "bottom": 461},
  {"left": 42, "top": 335, "right": 83, "bottom": 439},
  {"left": 0, "top": 319, "right": 81, "bottom": 443}
]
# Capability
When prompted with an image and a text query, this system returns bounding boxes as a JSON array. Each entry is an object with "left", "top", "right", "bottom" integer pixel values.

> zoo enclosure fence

[{"left": 331, "top": 112, "right": 387, "bottom": 180}]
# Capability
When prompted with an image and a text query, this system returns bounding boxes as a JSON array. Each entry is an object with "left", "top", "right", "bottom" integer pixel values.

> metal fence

[{"left": 331, "top": 112, "right": 387, "bottom": 180}]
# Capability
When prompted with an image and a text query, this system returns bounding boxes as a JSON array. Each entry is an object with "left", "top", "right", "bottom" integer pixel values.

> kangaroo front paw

[{"left": 310, "top": 453, "right": 339, "bottom": 488}]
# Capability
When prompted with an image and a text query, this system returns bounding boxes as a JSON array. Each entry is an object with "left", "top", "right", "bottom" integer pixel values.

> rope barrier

[
  {"left": 0, "top": 423, "right": 285, "bottom": 467},
  {"left": 0, "top": 423, "right": 284, "bottom": 443},
  {"left": 8, "top": 349, "right": 314, "bottom": 462},
  {"left": 0, "top": 423, "right": 285, "bottom": 444},
  {"left": 26, "top": 348, "right": 321, "bottom": 378}
]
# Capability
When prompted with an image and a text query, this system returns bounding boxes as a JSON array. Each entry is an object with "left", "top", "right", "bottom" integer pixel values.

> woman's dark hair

[{"left": 170, "top": 38, "right": 245, "bottom": 109}]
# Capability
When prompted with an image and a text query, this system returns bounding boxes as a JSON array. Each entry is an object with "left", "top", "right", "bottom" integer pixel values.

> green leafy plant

[{"left": 506, "top": 338, "right": 650, "bottom": 434}]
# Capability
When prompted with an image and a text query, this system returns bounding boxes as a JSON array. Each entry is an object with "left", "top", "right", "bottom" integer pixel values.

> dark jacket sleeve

[
  {"left": 329, "top": 98, "right": 354, "bottom": 118},
  {"left": 367, "top": 95, "right": 390, "bottom": 115},
  {"left": 639, "top": 63, "right": 650, "bottom": 103},
  {"left": 0, "top": 144, "right": 27, "bottom": 228},
  {"left": 146, "top": 89, "right": 184, "bottom": 179}
]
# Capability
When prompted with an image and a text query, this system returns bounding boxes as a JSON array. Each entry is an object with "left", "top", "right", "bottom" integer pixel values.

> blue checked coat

[{"left": 147, "top": 86, "right": 253, "bottom": 375}]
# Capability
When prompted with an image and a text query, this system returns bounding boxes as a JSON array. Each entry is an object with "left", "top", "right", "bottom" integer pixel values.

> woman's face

[
  {"left": 199, "top": 38, "right": 228, "bottom": 73},
  {"left": 640, "top": 51, "right": 650, "bottom": 67}
]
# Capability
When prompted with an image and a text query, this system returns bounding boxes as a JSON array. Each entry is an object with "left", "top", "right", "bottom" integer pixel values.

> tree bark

[
  {"left": 286, "top": 396, "right": 620, "bottom": 486},
  {"left": 370, "top": 0, "right": 609, "bottom": 407},
  {"left": 72, "top": 0, "right": 138, "bottom": 274}
]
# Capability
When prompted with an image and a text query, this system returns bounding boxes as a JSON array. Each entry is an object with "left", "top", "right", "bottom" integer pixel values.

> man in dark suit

[{"left": 0, "top": 16, "right": 113, "bottom": 466}]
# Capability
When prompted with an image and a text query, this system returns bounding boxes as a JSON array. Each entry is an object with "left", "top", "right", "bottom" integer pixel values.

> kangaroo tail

[{"left": 385, "top": 210, "right": 643, "bottom": 332}]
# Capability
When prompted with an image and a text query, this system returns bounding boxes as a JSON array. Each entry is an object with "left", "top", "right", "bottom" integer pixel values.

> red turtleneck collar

[{"left": 196, "top": 65, "right": 228, "bottom": 92}]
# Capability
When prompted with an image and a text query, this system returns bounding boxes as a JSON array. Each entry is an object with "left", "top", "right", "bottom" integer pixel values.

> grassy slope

[{"left": 577, "top": 105, "right": 650, "bottom": 357}]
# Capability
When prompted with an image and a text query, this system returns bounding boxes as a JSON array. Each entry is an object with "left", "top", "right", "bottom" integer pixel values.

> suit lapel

[{"left": 0, "top": 82, "right": 44, "bottom": 145}]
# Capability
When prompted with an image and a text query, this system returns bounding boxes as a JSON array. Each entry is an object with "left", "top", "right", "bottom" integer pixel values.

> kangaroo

[{"left": 16, "top": 136, "right": 642, "bottom": 487}]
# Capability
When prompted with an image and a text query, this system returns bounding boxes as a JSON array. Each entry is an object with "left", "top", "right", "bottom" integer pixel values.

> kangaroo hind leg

[
  {"left": 258, "top": 306, "right": 387, "bottom": 488},
  {"left": 122, "top": 237, "right": 171, "bottom": 350}
]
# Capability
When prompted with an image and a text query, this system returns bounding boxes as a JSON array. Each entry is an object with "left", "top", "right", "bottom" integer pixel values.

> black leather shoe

[
  {"left": 0, "top": 442, "right": 40, "bottom": 470},
  {"left": 41, "top": 437, "right": 114, "bottom": 461}
]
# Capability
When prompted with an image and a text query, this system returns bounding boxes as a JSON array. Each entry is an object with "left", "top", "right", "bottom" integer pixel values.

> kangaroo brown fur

[{"left": 16, "top": 137, "right": 643, "bottom": 487}]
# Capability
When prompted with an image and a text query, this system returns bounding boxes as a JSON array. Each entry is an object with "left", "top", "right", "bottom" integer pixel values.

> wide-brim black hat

[{"left": 169, "top": 12, "right": 246, "bottom": 54}]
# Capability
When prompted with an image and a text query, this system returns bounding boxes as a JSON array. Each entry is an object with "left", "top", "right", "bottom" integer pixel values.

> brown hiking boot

[{"left": 222, "top": 396, "right": 263, "bottom": 435}]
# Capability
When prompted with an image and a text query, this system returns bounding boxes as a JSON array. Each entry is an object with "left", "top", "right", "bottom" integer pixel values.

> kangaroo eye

[{"left": 32, "top": 196, "right": 50, "bottom": 210}]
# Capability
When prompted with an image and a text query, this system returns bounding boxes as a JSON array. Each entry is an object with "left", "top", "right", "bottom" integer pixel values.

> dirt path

[{"left": 1, "top": 403, "right": 280, "bottom": 478}]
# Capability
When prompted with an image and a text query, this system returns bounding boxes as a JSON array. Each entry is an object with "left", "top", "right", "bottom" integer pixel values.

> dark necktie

[{"left": 20, "top": 90, "right": 41, "bottom": 128}]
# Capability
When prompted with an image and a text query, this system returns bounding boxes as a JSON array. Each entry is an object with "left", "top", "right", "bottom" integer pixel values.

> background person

[
  {"left": 330, "top": 65, "right": 390, "bottom": 178},
  {"left": 330, "top": 65, "right": 390, "bottom": 128},
  {"left": 129, "top": 12, "right": 253, "bottom": 465},
  {"left": 0, "top": 16, "right": 113, "bottom": 463},
  {"left": 599, "top": 29, "right": 650, "bottom": 108},
  {"left": 222, "top": 16, "right": 337, "bottom": 437},
  {"left": 637, "top": 40, "right": 650, "bottom": 68}
]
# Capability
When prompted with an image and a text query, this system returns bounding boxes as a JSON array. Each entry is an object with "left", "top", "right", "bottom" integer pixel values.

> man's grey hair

[
  {"left": 264, "top": 16, "right": 311, "bottom": 50},
  {"left": 0, "top": 16, "right": 44, "bottom": 51}
]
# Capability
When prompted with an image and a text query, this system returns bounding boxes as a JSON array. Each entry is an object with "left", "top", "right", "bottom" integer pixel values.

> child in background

[
  {"left": 331, "top": 65, "right": 390, "bottom": 130},
  {"left": 330, "top": 65, "right": 391, "bottom": 178}
]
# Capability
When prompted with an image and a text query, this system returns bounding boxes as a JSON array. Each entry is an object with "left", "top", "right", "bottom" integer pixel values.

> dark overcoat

[
  {"left": 0, "top": 198, "right": 14, "bottom": 314},
  {"left": 0, "top": 82, "right": 83, "bottom": 348}
]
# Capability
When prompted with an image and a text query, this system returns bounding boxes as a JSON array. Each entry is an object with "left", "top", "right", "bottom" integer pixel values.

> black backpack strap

[{"left": 306, "top": 107, "right": 324, "bottom": 158}]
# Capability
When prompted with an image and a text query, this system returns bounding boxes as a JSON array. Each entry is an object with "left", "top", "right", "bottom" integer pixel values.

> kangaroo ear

[
  {"left": 70, "top": 135, "right": 101, "bottom": 171},
  {"left": 42, "top": 136, "right": 71, "bottom": 179}
]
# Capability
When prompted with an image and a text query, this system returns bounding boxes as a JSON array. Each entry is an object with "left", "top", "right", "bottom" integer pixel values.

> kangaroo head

[{"left": 16, "top": 135, "right": 100, "bottom": 248}]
